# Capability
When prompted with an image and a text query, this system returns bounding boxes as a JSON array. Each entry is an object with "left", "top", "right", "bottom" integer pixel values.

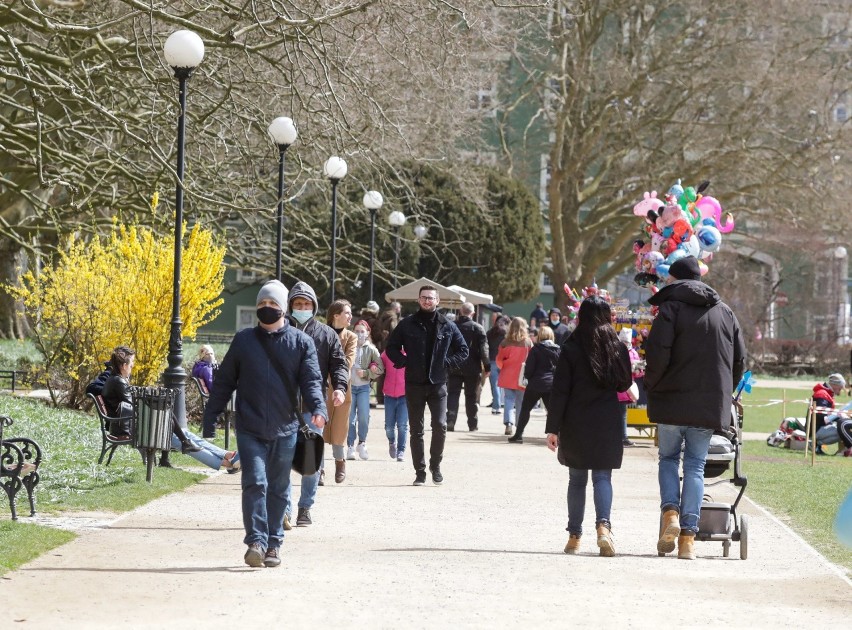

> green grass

[
  {"left": 742, "top": 441, "right": 852, "bottom": 572},
  {"left": 0, "top": 394, "right": 206, "bottom": 574},
  {"left": 740, "top": 386, "right": 851, "bottom": 435},
  {"left": 0, "top": 521, "right": 75, "bottom": 573}
]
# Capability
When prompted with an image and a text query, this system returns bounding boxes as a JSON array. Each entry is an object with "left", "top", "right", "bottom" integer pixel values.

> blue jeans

[
  {"left": 657, "top": 424, "right": 714, "bottom": 534},
  {"left": 236, "top": 430, "right": 297, "bottom": 550},
  {"left": 170, "top": 429, "right": 228, "bottom": 470},
  {"left": 384, "top": 395, "right": 409, "bottom": 452},
  {"left": 503, "top": 388, "right": 524, "bottom": 426},
  {"left": 489, "top": 360, "right": 502, "bottom": 410},
  {"left": 285, "top": 414, "right": 321, "bottom": 518},
  {"left": 348, "top": 384, "right": 372, "bottom": 446},
  {"left": 567, "top": 468, "right": 613, "bottom": 535}
]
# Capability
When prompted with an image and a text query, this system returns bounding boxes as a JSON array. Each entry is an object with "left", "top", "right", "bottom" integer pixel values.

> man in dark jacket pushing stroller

[{"left": 645, "top": 256, "right": 746, "bottom": 560}]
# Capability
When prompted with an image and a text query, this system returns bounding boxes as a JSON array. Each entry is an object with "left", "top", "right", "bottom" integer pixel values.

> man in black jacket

[
  {"left": 645, "top": 256, "right": 746, "bottom": 561},
  {"left": 284, "top": 281, "right": 348, "bottom": 528},
  {"left": 547, "top": 307, "right": 571, "bottom": 345},
  {"left": 386, "top": 285, "right": 469, "bottom": 486},
  {"left": 446, "top": 302, "right": 489, "bottom": 432}
]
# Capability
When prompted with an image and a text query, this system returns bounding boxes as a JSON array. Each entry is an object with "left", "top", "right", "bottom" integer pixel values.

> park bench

[
  {"left": 87, "top": 392, "right": 134, "bottom": 465},
  {"left": 1, "top": 414, "right": 43, "bottom": 520}
]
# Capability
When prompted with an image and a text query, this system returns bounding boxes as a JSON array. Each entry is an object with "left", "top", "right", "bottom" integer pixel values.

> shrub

[{"left": 5, "top": 221, "right": 225, "bottom": 407}]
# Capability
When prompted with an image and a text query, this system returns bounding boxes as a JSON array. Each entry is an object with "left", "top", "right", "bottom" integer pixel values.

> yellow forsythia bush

[{"left": 7, "top": 221, "right": 224, "bottom": 407}]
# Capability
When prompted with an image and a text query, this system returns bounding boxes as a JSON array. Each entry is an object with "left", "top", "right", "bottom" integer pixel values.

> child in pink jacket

[{"left": 381, "top": 350, "right": 408, "bottom": 461}]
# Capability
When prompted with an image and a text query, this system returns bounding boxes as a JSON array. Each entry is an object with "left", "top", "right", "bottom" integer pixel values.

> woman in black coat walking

[
  {"left": 545, "top": 296, "right": 632, "bottom": 557},
  {"left": 508, "top": 325, "right": 560, "bottom": 443}
]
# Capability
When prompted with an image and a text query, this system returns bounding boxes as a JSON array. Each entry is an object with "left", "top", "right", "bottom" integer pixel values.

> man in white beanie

[{"left": 203, "top": 279, "right": 327, "bottom": 569}]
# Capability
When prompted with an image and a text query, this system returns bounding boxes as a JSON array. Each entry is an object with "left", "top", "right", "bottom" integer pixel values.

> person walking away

[
  {"left": 812, "top": 373, "right": 845, "bottom": 455},
  {"left": 545, "top": 296, "right": 632, "bottom": 557},
  {"left": 496, "top": 317, "right": 532, "bottom": 436},
  {"left": 202, "top": 279, "right": 328, "bottom": 568},
  {"left": 510, "top": 325, "right": 560, "bottom": 443},
  {"left": 385, "top": 285, "right": 468, "bottom": 486},
  {"left": 326, "top": 300, "right": 357, "bottom": 481},
  {"left": 645, "top": 256, "right": 746, "bottom": 560},
  {"left": 446, "top": 302, "right": 489, "bottom": 432},
  {"left": 381, "top": 348, "right": 408, "bottom": 461},
  {"left": 348, "top": 319, "right": 384, "bottom": 460},
  {"left": 547, "top": 307, "right": 571, "bottom": 345},
  {"left": 486, "top": 315, "right": 510, "bottom": 415},
  {"left": 617, "top": 327, "right": 642, "bottom": 447},
  {"left": 283, "top": 282, "right": 348, "bottom": 527}
]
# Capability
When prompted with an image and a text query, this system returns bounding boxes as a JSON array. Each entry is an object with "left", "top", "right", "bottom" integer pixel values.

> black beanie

[{"left": 669, "top": 256, "right": 701, "bottom": 281}]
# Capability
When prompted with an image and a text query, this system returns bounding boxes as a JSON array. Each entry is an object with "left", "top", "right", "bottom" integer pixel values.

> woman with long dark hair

[{"left": 545, "top": 296, "right": 632, "bottom": 557}]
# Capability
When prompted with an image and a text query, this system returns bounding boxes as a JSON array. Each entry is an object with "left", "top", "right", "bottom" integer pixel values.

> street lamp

[
  {"left": 364, "top": 190, "right": 384, "bottom": 301},
  {"left": 268, "top": 117, "right": 298, "bottom": 281},
  {"left": 324, "top": 156, "right": 348, "bottom": 301},
  {"left": 162, "top": 29, "right": 204, "bottom": 426},
  {"left": 388, "top": 210, "right": 406, "bottom": 288}
]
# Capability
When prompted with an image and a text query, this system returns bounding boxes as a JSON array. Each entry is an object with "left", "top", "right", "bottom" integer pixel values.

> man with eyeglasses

[{"left": 386, "top": 285, "right": 469, "bottom": 486}]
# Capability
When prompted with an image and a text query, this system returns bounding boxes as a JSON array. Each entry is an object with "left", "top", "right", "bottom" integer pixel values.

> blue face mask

[{"left": 291, "top": 309, "right": 313, "bottom": 324}]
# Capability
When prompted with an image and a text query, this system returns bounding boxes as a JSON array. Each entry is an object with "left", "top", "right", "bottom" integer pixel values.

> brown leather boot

[
  {"left": 678, "top": 533, "right": 696, "bottom": 560},
  {"left": 657, "top": 509, "right": 680, "bottom": 554},
  {"left": 564, "top": 534, "right": 581, "bottom": 555},
  {"left": 334, "top": 459, "right": 346, "bottom": 483},
  {"left": 597, "top": 523, "right": 615, "bottom": 557}
]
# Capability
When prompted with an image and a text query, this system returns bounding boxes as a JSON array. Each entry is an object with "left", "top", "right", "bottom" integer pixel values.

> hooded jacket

[
  {"left": 813, "top": 382, "right": 836, "bottom": 430},
  {"left": 287, "top": 281, "right": 348, "bottom": 394},
  {"left": 645, "top": 279, "right": 746, "bottom": 430},
  {"left": 451, "top": 315, "right": 489, "bottom": 377},
  {"left": 386, "top": 309, "right": 469, "bottom": 385},
  {"left": 523, "top": 339, "right": 561, "bottom": 392}
]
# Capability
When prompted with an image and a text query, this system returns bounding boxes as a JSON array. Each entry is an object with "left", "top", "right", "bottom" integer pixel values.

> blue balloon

[
  {"left": 656, "top": 263, "right": 671, "bottom": 278},
  {"left": 697, "top": 225, "right": 722, "bottom": 252},
  {"left": 665, "top": 248, "right": 688, "bottom": 265},
  {"left": 668, "top": 179, "right": 684, "bottom": 200}
]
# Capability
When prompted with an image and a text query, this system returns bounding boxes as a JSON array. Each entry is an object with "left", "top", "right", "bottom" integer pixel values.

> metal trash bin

[{"left": 131, "top": 386, "right": 175, "bottom": 482}]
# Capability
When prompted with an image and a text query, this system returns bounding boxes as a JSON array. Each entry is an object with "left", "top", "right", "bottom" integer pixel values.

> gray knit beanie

[{"left": 256, "top": 280, "right": 289, "bottom": 311}]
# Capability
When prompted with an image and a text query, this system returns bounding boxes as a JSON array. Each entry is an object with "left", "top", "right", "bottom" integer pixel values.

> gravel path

[{"left": 2, "top": 409, "right": 849, "bottom": 628}]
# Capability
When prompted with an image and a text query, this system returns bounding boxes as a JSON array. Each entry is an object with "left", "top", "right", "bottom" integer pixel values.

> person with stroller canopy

[{"left": 645, "top": 256, "right": 746, "bottom": 560}]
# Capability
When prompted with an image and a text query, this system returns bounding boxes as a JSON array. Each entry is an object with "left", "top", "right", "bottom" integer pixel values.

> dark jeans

[
  {"left": 406, "top": 382, "right": 448, "bottom": 474},
  {"left": 375, "top": 372, "right": 386, "bottom": 405},
  {"left": 515, "top": 387, "right": 551, "bottom": 436},
  {"left": 446, "top": 373, "right": 483, "bottom": 429}
]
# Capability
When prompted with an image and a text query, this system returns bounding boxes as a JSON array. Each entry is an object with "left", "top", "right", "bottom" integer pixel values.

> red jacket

[
  {"left": 381, "top": 350, "right": 406, "bottom": 398},
  {"left": 497, "top": 341, "right": 531, "bottom": 391},
  {"left": 813, "top": 382, "right": 835, "bottom": 408}
]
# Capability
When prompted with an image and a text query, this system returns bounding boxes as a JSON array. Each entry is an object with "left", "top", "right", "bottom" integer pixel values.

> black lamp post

[
  {"left": 388, "top": 210, "right": 406, "bottom": 288},
  {"left": 162, "top": 30, "right": 205, "bottom": 425},
  {"left": 323, "top": 156, "right": 348, "bottom": 301},
  {"left": 363, "top": 190, "right": 383, "bottom": 302},
  {"left": 267, "top": 117, "right": 298, "bottom": 281}
]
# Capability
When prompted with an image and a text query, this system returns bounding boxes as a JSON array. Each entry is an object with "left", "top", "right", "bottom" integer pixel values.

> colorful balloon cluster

[{"left": 631, "top": 179, "right": 734, "bottom": 286}]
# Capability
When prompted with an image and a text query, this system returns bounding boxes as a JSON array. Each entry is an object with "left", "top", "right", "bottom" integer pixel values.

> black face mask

[{"left": 257, "top": 306, "right": 284, "bottom": 325}]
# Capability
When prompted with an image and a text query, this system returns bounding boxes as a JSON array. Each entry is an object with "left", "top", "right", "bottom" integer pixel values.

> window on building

[
  {"left": 471, "top": 80, "right": 497, "bottom": 117},
  {"left": 236, "top": 306, "right": 256, "bottom": 331},
  {"left": 236, "top": 268, "right": 258, "bottom": 284}
]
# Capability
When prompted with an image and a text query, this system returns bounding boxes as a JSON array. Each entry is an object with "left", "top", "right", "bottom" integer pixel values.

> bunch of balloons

[{"left": 631, "top": 179, "right": 735, "bottom": 286}]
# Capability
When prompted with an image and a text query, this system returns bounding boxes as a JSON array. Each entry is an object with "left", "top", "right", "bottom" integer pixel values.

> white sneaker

[
  {"left": 357, "top": 442, "right": 369, "bottom": 460},
  {"left": 346, "top": 446, "right": 357, "bottom": 461}
]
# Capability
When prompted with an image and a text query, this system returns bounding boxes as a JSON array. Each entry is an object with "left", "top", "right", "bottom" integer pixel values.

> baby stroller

[{"left": 695, "top": 399, "right": 749, "bottom": 559}]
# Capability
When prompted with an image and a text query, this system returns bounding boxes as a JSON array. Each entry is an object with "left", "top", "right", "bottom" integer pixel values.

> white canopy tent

[
  {"left": 446, "top": 284, "right": 494, "bottom": 307},
  {"left": 384, "top": 278, "right": 467, "bottom": 308}
]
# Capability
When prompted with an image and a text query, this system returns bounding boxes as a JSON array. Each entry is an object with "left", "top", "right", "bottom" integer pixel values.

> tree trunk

[{"left": 0, "top": 237, "right": 30, "bottom": 339}]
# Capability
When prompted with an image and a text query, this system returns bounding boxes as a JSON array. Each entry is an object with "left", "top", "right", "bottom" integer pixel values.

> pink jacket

[
  {"left": 617, "top": 348, "right": 641, "bottom": 402},
  {"left": 381, "top": 350, "right": 406, "bottom": 398}
]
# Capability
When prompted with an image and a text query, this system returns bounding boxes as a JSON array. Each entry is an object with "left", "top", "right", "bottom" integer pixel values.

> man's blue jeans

[
  {"left": 657, "top": 424, "right": 714, "bottom": 534},
  {"left": 348, "top": 384, "right": 372, "bottom": 446},
  {"left": 567, "top": 468, "right": 613, "bottom": 535},
  {"left": 503, "top": 388, "right": 524, "bottom": 426},
  {"left": 489, "top": 360, "right": 502, "bottom": 411},
  {"left": 236, "top": 429, "right": 297, "bottom": 550},
  {"left": 170, "top": 429, "right": 227, "bottom": 470},
  {"left": 285, "top": 414, "right": 321, "bottom": 518},
  {"left": 384, "top": 395, "right": 409, "bottom": 453}
]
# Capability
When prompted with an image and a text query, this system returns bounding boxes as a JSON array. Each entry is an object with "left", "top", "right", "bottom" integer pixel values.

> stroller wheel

[
  {"left": 740, "top": 514, "right": 749, "bottom": 560},
  {"left": 722, "top": 540, "right": 730, "bottom": 558}
]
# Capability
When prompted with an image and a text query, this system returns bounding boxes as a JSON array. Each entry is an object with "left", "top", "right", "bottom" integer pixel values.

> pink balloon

[{"left": 695, "top": 196, "right": 722, "bottom": 222}]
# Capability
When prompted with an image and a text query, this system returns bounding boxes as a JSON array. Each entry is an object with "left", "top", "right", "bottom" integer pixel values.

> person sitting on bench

[{"left": 101, "top": 345, "right": 201, "bottom": 467}]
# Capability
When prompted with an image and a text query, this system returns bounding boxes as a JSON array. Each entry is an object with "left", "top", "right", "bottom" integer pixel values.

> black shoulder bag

[{"left": 253, "top": 328, "right": 324, "bottom": 476}]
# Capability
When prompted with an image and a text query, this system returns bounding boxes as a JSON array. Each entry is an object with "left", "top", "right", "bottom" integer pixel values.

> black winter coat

[
  {"left": 545, "top": 337, "right": 632, "bottom": 470},
  {"left": 386, "top": 310, "right": 469, "bottom": 385},
  {"left": 645, "top": 279, "right": 746, "bottom": 431},
  {"left": 549, "top": 321, "right": 571, "bottom": 346},
  {"left": 486, "top": 327, "right": 506, "bottom": 362},
  {"left": 451, "top": 316, "right": 489, "bottom": 377},
  {"left": 287, "top": 316, "right": 349, "bottom": 393},
  {"left": 523, "top": 340, "right": 560, "bottom": 392}
]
